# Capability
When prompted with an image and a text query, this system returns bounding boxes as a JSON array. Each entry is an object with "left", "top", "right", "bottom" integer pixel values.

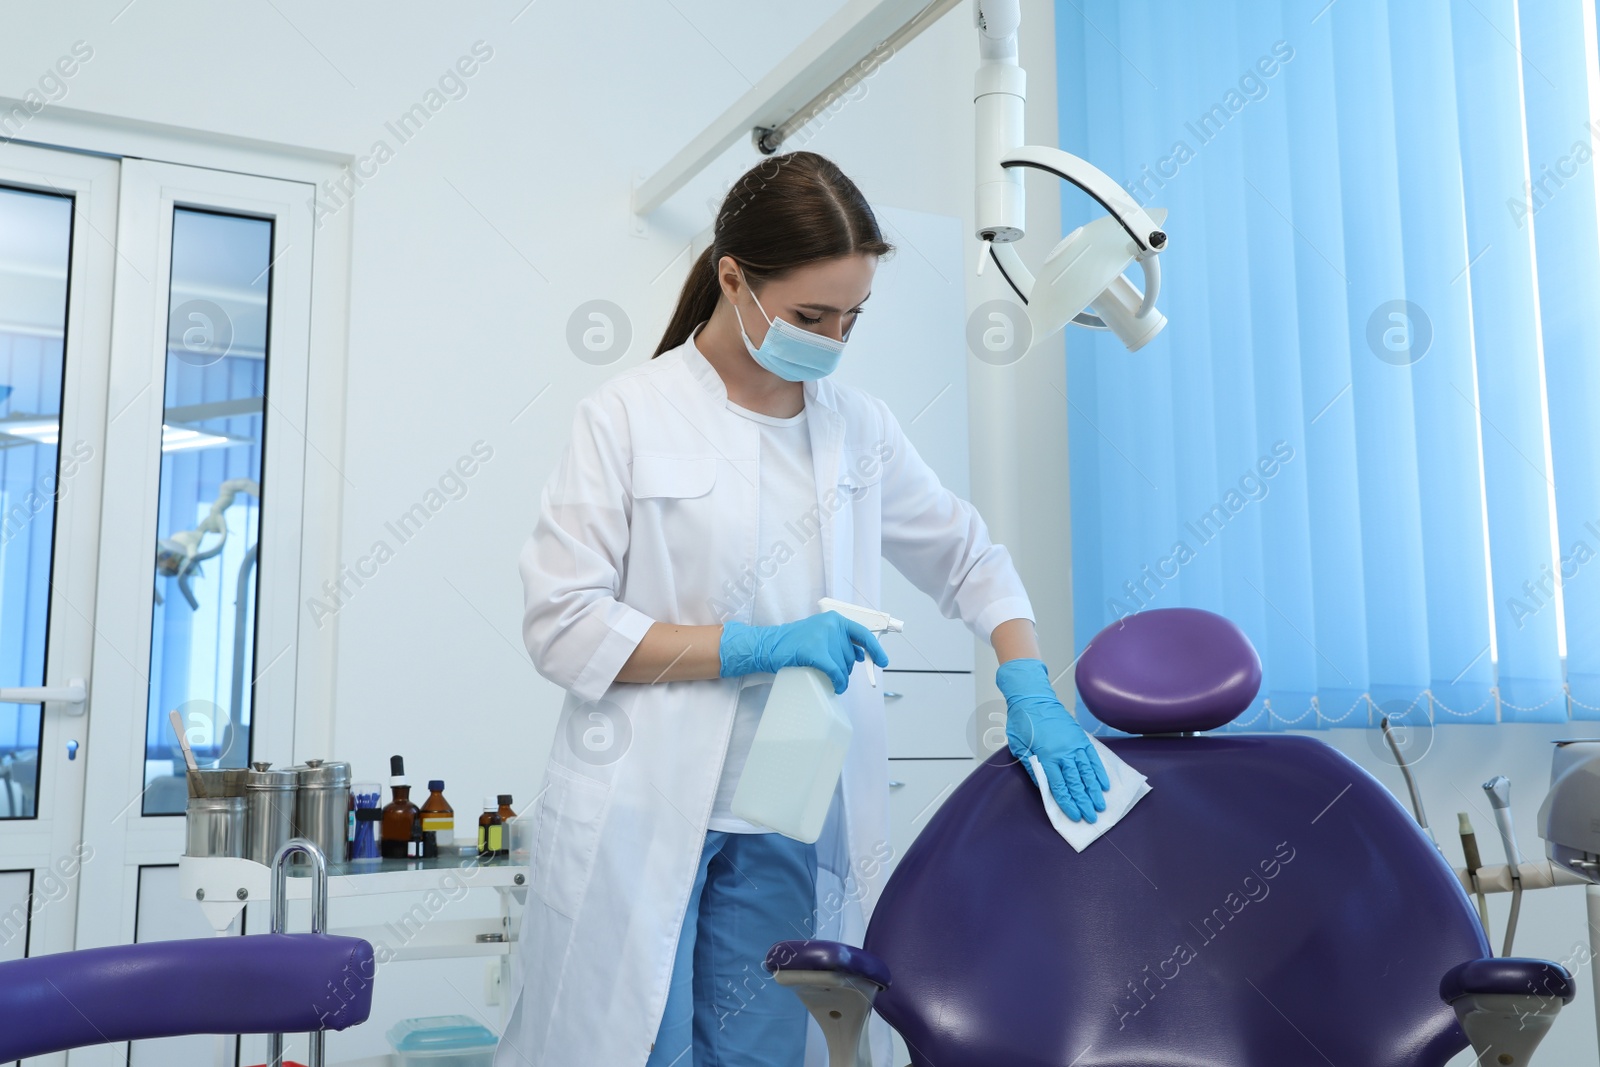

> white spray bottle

[{"left": 730, "top": 599, "right": 904, "bottom": 843}]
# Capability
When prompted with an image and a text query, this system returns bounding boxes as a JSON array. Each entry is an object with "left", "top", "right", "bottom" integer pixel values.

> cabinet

[{"left": 882, "top": 670, "right": 978, "bottom": 759}]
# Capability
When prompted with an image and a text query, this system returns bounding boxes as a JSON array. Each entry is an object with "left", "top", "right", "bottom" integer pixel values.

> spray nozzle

[{"left": 818, "top": 598, "right": 904, "bottom": 688}]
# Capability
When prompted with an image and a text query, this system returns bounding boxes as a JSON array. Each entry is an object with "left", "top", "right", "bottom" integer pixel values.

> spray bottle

[{"left": 730, "top": 599, "right": 904, "bottom": 843}]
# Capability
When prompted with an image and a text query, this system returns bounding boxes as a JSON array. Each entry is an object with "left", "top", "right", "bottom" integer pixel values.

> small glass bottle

[
  {"left": 495, "top": 794, "right": 515, "bottom": 857},
  {"left": 381, "top": 755, "right": 421, "bottom": 859},
  {"left": 420, "top": 780, "right": 454, "bottom": 854},
  {"left": 477, "top": 796, "right": 503, "bottom": 859}
]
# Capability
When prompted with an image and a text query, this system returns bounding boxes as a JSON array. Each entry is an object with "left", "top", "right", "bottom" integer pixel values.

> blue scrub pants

[{"left": 644, "top": 830, "right": 818, "bottom": 1067}]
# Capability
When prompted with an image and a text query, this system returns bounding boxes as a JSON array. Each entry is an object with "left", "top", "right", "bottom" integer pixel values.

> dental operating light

[
  {"left": 974, "top": 0, "right": 1168, "bottom": 353},
  {"left": 631, "top": 0, "right": 1166, "bottom": 354}
]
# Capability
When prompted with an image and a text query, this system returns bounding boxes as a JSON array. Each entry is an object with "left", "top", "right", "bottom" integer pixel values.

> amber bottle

[
  {"left": 380, "top": 755, "right": 421, "bottom": 859},
  {"left": 495, "top": 794, "right": 515, "bottom": 857},
  {"left": 420, "top": 780, "right": 454, "bottom": 852},
  {"left": 477, "top": 797, "right": 503, "bottom": 859}
]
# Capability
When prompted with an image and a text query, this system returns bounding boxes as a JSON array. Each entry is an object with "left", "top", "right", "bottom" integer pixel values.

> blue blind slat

[
  {"left": 1518, "top": 2, "right": 1600, "bottom": 714},
  {"left": 1058, "top": 0, "right": 1599, "bottom": 728}
]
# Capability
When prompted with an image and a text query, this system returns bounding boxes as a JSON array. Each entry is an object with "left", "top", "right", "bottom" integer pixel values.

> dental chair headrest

[{"left": 1075, "top": 607, "right": 1261, "bottom": 733}]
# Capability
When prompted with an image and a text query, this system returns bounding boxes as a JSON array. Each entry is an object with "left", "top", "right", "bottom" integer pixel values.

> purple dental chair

[
  {"left": 768, "top": 607, "right": 1575, "bottom": 1066},
  {"left": 0, "top": 932, "right": 374, "bottom": 1061},
  {"left": 0, "top": 839, "right": 372, "bottom": 1063}
]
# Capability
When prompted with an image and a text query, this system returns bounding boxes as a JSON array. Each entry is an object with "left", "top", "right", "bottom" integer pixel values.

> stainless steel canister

[
  {"left": 244, "top": 761, "right": 299, "bottom": 866},
  {"left": 190, "top": 767, "right": 248, "bottom": 799},
  {"left": 292, "top": 759, "right": 352, "bottom": 864},
  {"left": 185, "top": 795, "right": 246, "bottom": 857}
]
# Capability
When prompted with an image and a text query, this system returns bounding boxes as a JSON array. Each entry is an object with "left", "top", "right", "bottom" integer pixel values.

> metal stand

[{"left": 268, "top": 837, "right": 329, "bottom": 1067}]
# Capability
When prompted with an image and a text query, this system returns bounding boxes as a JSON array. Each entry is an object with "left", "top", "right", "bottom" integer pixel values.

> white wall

[{"left": 0, "top": 0, "right": 1068, "bottom": 827}]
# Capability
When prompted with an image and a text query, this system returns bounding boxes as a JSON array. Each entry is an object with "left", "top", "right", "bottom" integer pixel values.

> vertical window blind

[{"left": 1057, "top": 0, "right": 1600, "bottom": 730}]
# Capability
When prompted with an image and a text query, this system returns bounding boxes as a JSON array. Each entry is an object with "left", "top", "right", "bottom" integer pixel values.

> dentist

[{"left": 499, "top": 151, "right": 1108, "bottom": 1067}]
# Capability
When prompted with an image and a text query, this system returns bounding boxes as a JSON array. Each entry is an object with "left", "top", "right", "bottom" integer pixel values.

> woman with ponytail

[{"left": 502, "top": 151, "right": 1106, "bottom": 1067}]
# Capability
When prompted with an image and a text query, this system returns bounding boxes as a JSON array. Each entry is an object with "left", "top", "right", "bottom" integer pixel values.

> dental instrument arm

[
  {"left": 155, "top": 477, "right": 260, "bottom": 610},
  {"left": 1381, "top": 715, "right": 1435, "bottom": 845},
  {"left": 973, "top": 0, "right": 1167, "bottom": 350},
  {"left": 1483, "top": 775, "right": 1524, "bottom": 956}
]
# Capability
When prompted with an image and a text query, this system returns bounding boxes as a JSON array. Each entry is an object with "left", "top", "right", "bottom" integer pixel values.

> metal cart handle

[{"left": 267, "top": 837, "right": 330, "bottom": 1067}]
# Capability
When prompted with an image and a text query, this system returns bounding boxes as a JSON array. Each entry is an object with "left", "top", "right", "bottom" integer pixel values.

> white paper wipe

[{"left": 1027, "top": 736, "right": 1152, "bottom": 851}]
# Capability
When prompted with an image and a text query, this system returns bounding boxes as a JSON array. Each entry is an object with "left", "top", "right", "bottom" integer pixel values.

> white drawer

[
  {"left": 876, "top": 562, "right": 976, "bottom": 672},
  {"left": 881, "top": 670, "right": 978, "bottom": 759},
  {"left": 886, "top": 756, "right": 980, "bottom": 864}
]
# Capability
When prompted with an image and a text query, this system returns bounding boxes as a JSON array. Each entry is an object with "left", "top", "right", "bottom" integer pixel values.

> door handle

[{"left": 0, "top": 678, "right": 88, "bottom": 715}]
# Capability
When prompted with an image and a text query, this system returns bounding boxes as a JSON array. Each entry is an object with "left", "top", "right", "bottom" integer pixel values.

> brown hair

[{"left": 653, "top": 151, "right": 895, "bottom": 357}]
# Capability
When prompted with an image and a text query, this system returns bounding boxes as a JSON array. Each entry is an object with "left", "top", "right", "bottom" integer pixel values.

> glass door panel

[
  {"left": 0, "top": 186, "right": 73, "bottom": 820},
  {"left": 74, "top": 158, "right": 313, "bottom": 967},
  {"left": 142, "top": 209, "right": 273, "bottom": 816},
  {"left": 0, "top": 142, "right": 119, "bottom": 993}
]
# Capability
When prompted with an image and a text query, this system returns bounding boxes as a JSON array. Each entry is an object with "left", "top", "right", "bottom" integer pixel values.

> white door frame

[
  {"left": 0, "top": 142, "right": 118, "bottom": 971},
  {"left": 13, "top": 105, "right": 358, "bottom": 772},
  {"left": 74, "top": 160, "right": 315, "bottom": 957}
]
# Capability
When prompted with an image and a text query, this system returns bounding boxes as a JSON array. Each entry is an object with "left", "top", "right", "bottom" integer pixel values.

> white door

[
  {"left": 0, "top": 144, "right": 317, "bottom": 1067},
  {"left": 0, "top": 144, "right": 118, "bottom": 990}
]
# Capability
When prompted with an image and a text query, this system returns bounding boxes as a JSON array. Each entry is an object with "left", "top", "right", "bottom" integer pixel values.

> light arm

[
  {"left": 614, "top": 623, "right": 725, "bottom": 684},
  {"left": 990, "top": 617, "right": 1041, "bottom": 664}
]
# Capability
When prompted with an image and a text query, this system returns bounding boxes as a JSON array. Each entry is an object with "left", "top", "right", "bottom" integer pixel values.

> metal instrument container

[
  {"left": 185, "top": 795, "right": 246, "bottom": 857},
  {"left": 292, "top": 759, "right": 352, "bottom": 864},
  {"left": 244, "top": 761, "right": 299, "bottom": 866},
  {"left": 189, "top": 766, "right": 248, "bottom": 799}
]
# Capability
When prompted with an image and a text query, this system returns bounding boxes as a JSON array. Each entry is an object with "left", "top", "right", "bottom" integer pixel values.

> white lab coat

[{"left": 497, "top": 330, "right": 1035, "bottom": 1067}]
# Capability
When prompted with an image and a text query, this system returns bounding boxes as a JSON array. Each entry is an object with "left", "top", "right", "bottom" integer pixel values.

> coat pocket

[
  {"left": 837, "top": 448, "right": 885, "bottom": 500},
  {"left": 630, "top": 455, "right": 718, "bottom": 499},
  {"left": 529, "top": 764, "right": 610, "bottom": 920}
]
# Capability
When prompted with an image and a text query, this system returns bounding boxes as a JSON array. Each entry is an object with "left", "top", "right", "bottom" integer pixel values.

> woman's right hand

[{"left": 719, "top": 612, "right": 889, "bottom": 694}]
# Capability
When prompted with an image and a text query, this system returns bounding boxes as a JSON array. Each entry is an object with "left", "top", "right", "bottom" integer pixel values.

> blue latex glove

[
  {"left": 998, "top": 657, "right": 1110, "bottom": 823},
  {"left": 720, "top": 612, "right": 889, "bottom": 694}
]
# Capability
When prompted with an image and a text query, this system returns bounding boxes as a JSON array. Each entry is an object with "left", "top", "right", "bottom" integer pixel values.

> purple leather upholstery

[
  {"left": 1441, "top": 958, "right": 1575, "bottom": 1003},
  {"left": 765, "top": 939, "right": 892, "bottom": 989},
  {"left": 1075, "top": 607, "right": 1261, "bottom": 733},
  {"left": 0, "top": 933, "right": 374, "bottom": 1062},
  {"left": 864, "top": 739, "right": 1488, "bottom": 1066}
]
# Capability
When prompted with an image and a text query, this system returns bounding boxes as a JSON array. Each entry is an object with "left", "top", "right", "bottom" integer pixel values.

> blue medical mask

[{"left": 732, "top": 269, "right": 847, "bottom": 381}]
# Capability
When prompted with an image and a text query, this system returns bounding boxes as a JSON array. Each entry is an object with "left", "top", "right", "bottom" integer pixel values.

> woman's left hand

[{"left": 996, "top": 657, "right": 1110, "bottom": 823}]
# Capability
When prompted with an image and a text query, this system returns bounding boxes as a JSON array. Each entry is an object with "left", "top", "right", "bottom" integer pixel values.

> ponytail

[
  {"left": 652, "top": 151, "right": 893, "bottom": 358},
  {"left": 654, "top": 245, "right": 721, "bottom": 357}
]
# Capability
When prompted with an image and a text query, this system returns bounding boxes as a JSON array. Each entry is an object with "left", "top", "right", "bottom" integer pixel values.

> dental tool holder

[{"left": 1449, "top": 859, "right": 1596, "bottom": 1062}]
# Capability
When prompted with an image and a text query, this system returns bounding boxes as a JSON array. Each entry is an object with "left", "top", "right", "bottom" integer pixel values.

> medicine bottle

[{"left": 477, "top": 796, "right": 503, "bottom": 859}]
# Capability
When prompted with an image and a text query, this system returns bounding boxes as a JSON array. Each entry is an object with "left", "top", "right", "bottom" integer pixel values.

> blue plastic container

[{"left": 386, "top": 1015, "right": 498, "bottom": 1067}]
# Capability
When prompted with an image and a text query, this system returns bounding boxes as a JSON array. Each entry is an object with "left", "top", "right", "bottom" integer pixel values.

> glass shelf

[{"left": 285, "top": 847, "right": 525, "bottom": 880}]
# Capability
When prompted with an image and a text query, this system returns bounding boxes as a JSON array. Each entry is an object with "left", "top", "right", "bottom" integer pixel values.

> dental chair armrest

[
  {"left": 1440, "top": 958, "right": 1575, "bottom": 1003},
  {"left": 0, "top": 933, "right": 375, "bottom": 1062},
  {"left": 764, "top": 939, "right": 892, "bottom": 988},
  {"left": 766, "top": 940, "right": 890, "bottom": 1067},
  {"left": 1440, "top": 957, "right": 1574, "bottom": 1066}
]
